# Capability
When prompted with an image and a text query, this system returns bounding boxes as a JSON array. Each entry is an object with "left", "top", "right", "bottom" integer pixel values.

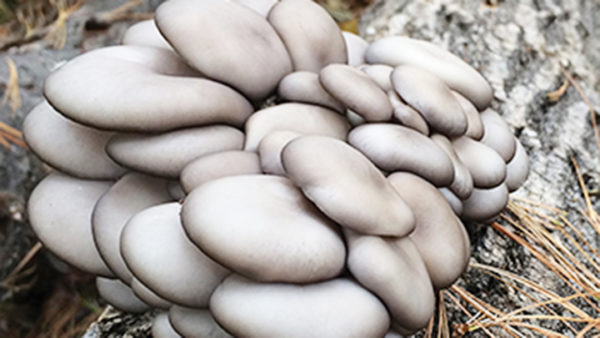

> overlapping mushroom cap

[{"left": 25, "top": 0, "right": 530, "bottom": 336}]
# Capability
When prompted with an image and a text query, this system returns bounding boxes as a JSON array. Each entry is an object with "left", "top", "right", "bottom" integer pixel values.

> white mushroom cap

[
  {"left": 169, "top": 306, "right": 232, "bottom": 338},
  {"left": 120, "top": 203, "right": 229, "bottom": 308},
  {"left": 182, "top": 175, "right": 346, "bottom": 283},
  {"left": 232, "top": 0, "right": 277, "bottom": 17},
  {"left": 152, "top": 312, "right": 181, "bottom": 338},
  {"left": 96, "top": 277, "right": 149, "bottom": 313},
  {"left": 121, "top": 19, "right": 173, "bottom": 50},
  {"left": 277, "top": 71, "right": 345, "bottom": 113},
  {"left": 480, "top": 109, "right": 517, "bottom": 162},
  {"left": 106, "top": 126, "right": 244, "bottom": 178},
  {"left": 505, "top": 139, "right": 529, "bottom": 192},
  {"left": 452, "top": 91, "right": 484, "bottom": 140},
  {"left": 268, "top": 0, "right": 347, "bottom": 72},
  {"left": 210, "top": 275, "right": 390, "bottom": 337},
  {"left": 387, "top": 91, "right": 430, "bottom": 135},
  {"left": 452, "top": 136, "right": 507, "bottom": 189},
  {"left": 359, "top": 64, "right": 394, "bottom": 92},
  {"left": 281, "top": 136, "right": 415, "bottom": 236},
  {"left": 44, "top": 45, "right": 253, "bottom": 132},
  {"left": 439, "top": 187, "right": 463, "bottom": 216},
  {"left": 130, "top": 277, "right": 172, "bottom": 310},
  {"left": 92, "top": 173, "right": 172, "bottom": 283},
  {"left": 23, "top": 101, "right": 125, "bottom": 180},
  {"left": 155, "top": 0, "right": 292, "bottom": 100},
  {"left": 180, "top": 151, "right": 262, "bottom": 193},
  {"left": 342, "top": 32, "right": 369, "bottom": 67},
  {"left": 28, "top": 173, "right": 113, "bottom": 276},
  {"left": 462, "top": 184, "right": 509, "bottom": 221},
  {"left": 365, "top": 36, "right": 493, "bottom": 110},
  {"left": 430, "top": 134, "right": 474, "bottom": 199}
]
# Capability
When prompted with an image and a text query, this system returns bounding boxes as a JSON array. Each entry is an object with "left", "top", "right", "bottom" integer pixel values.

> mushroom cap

[
  {"left": 439, "top": 187, "right": 463, "bottom": 216},
  {"left": 505, "top": 139, "right": 529, "bottom": 192},
  {"left": 462, "top": 184, "right": 509, "bottom": 221},
  {"left": 106, "top": 126, "right": 244, "bottom": 178},
  {"left": 257, "top": 130, "right": 301, "bottom": 175},
  {"left": 345, "top": 230, "right": 435, "bottom": 331},
  {"left": 121, "top": 19, "right": 173, "bottom": 50},
  {"left": 182, "top": 175, "right": 346, "bottom": 283},
  {"left": 23, "top": 101, "right": 125, "bottom": 180},
  {"left": 320, "top": 64, "right": 393, "bottom": 121},
  {"left": 359, "top": 64, "right": 394, "bottom": 92},
  {"left": 232, "top": 0, "right": 277, "bottom": 17},
  {"left": 388, "top": 172, "right": 470, "bottom": 289},
  {"left": 120, "top": 202, "right": 229, "bottom": 308},
  {"left": 387, "top": 91, "right": 430, "bottom": 135},
  {"left": 391, "top": 65, "right": 467, "bottom": 136},
  {"left": 244, "top": 103, "right": 350, "bottom": 151},
  {"left": 365, "top": 36, "right": 493, "bottom": 110},
  {"left": 44, "top": 45, "right": 253, "bottom": 132},
  {"left": 131, "top": 277, "right": 172, "bottom": 310},
  {"left": 28, "top": 173, "right": 113, "bottom": 276},
  {"left": 452, "top": 136, "right": 507, "bottom": 188},
  {"left": 180, "top": 151, "right": 262, "bottom": 193},
  {"left": 480, "top": 109, "right": 517, "bottom": 162},
  {"left": 430, "top": 134, "right": 474, "bottom": 199},
  {"left": 92, "top": 173, "right": 172, "bottom": 283},
  {"left": 268, "top": 0, "right": 347, "bottom": 72},
  {"left": 346, "top": 109, "right": 366, "bottom": 127},
  {"left": 281, "top": 136, "right": 415, "bottom": 236},
  {"left": 277, "top": 71, "right": 345, "bottom": 113},
  {"left": 152, "top": 312, "right": 181, "bottom": 338},
  {"left": 96, "top": 277, "right": 149, "bottom": 313},
  {"left": 349, "top": 124, "right": 455, "bottom": 186},
  {"left": 169, "top": 306, "right": 232, "bottom": 338},
  {"left": 210, "top": 275, "right": 390, "bottom": 337},
  {"left": 452, "top": 91, "right": 483, "bottom": 140},
  {"left": 155, "top": 0, "right": 291, "bottom": 100},
  {"left": 342, "top": 32, "right": 369, "bottom": 67}
]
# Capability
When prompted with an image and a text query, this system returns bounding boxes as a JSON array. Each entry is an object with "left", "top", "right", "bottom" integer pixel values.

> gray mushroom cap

[
  {"left": 92, "top": 172, "right": 172, "bottom": 283},
  {"left": 387, "top": 91, "right": 430, "bottom": 135},
  {"left": 182, "top": 175, "right": 346, "bottom": 283},
  {"left": 359, "top": 64, "right": 394, "bottom": 92},
  {"left": 349, "top": 124, "right": 454, "bottom": 186},
  {"left": 210, "top": 275, "right": 390, "bottom": 338},
  {"left": 430, "top": 134, "right": 474, "bottom": 199},
  {"left": 452, "top": 91, "right": 484, "bottom": 140},
  {"left": 452, "top": 136, "right": 507, "bottom": 188},
  {"left": 268, "top": 0, "right": 347, "bottom": 72},
  {"left": 120, "top": 202, "right": 229, "bottom": 308},
  {"left": 121, "top": 19, "right": 173, "bottom": 50},
  {"left": 152, "top": 312, "right": 181, "bottom": 338},
  {"left": 44, "top": 45, "right": 253, "bottom": 132},
  {"left": 462, "top": 184, "right": 509, "bottom": 221},
  {"left": 28, "top": 173, "right": 113, "bottom": 276},
  {"left": 346, "top": 109, "right": 366, "bottom": 127},
  {"left": 480, "top": 109, "right": 517, "bottom": 162},
  {"left": 505, "top": 139, "right": 529, "bottom": 192},
  {"left": 155, "top": 0, "right": 291, "bottom": 100},
  {"left": 344, "top": 230, "right": 435, "bottom": 332},
  {"left": 365, "top": 36, "right": 493, "bottom": 110},
  {"left": 169, "top": 306, "right": 232, "bottom": 338},
  {"left": 391, "top": 65, "right": 467, "bottom": 136},
  {"left": 96, "top": 277, "right": 149, "bottom": 313},
  {"left": 180, "top": 151, "right": 262, "bottom": 193},
  {"left": 277, "top": 71, "right": 345, "bottom": 112},
  {"left": 388, "top": 172, "right": 470, "bottom": 289},
  {"left": 23, "top": 101, "right": 125, "bottom": 180},
  {"left": 320, "top": 64, "right": 393, "bottom": 121},
  {"left": 257, "top": 131, "right": 301, "bottom": 176},
  {"left": 131, "top": 277, "right": 172, "bottom": 310},
  {"left": 106, "top": 126, "right": 244, "bottom": 178},
  {"left": 439, "top": 187, "right": 463, "bottom": 216},
  {"left": 281, "top": 136, "right": 415, "bottom": 236},
  {"left": 343, "top": 32, "right": 369, "bottom": 67},
  {"left": 244, "top": 103, "right": 350, "bottom": 151}
]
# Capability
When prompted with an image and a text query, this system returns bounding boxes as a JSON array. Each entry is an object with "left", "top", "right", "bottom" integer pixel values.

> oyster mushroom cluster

[{"left": 24, "top": 0, "right": 529, "bottom": 336}]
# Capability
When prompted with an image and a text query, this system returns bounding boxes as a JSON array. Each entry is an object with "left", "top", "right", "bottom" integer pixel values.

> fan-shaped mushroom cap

[
  {"left": 388, "top": 173, "right": 470, "bottom": 289},
  {"left": 430, "top": 134, "right": 474, "bottom": 199},
  {"left": 439, "top": 187, "right": 463, "bottom": 216},
  {"left": 462, "top": 184, "right": 509, "bottom": 221},
  {"left": 320, "top": 64, "right": 393, "bottom": 121},
  {"left": 210, "top": 275, "right": 390, "bottom": 337},
  {"left": 391, "top": 65, "right": 467, "bottom": 136},
  {"left": 155, "top": 0, "right": 291, "bottom": 100},
  {"left": 343, "top": 32, "right": 368, "bottom": 66},
  {"left": 28, "top": 173, "right": 113, "bottom": 276},
  {"left": 480, "top": 109, "right": 517, "bottom": 162},
  {"left": 257, "top": 131, "right": 301, "bottom": 175},
  {"left": 45, "top": 46, "right": 253, "bottom": 132},
  {"left": 121, "top": 20, "right": 173, "bottom": 50},
  {"left": 106, "top": 126, "right": 244, "bottom": 178},
  {"left": 345, "top": 230, "right": 435, "bottom": 331},
  {"left": 23, "top": 101, "right": 126, "bottom": 180},
  {"left": 359, "top": 64, "right": 393, "bottom": 92},
  {"left": 452, "top": 136, "right": 506, "bottom": 188},
  {"left": 282, "top": 136, "right": 415, "bottom": 236},
  {"left": 182, "top": 175, "right": 345, "bottom": 283},
  {"left": 278, "top": 71, "right": 344, "bottom": 112},
  {"left": 349, "top": 124, "right": 454, "bottom": 186},
  {"left": 121, "top": 203, "right": 229, "bottom": 308},
  {"left": 268, "top": 0, "right": 346, "bottom": 72},
  {"left": 131, "top": 277, "right": 172, "bottom": 310},
  {"left": 96, "top": 277, "right": 149, "bottom": 313},
  {"left": 233, "top": 0, "right": 277, "bottom": 17},
  {"left": 365, "top": 36, "right": 493, "bottom": 110},
  {"left": 244, "top": 103, "right": 350, "bottom": 151},
  {"left": 387, "top": 91, "right": 429, "bottom": 135},
  {"left": 169, "top": 306, "right": 232, "bottom": 338},
  {"left": 92, "top": 173, "right": 172, "bottom": 283},
  {"left": 505, "top": 139, "right": 529, "bottom": 192},
  {"left": 180, "top": 151, "right": 261, "bottom": 193},
  {"left": 152, "top": 312, "right": 181, "bottom": 338},
  {"left": 452, "top": 91, "right": 483, "bottom": 140}
]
